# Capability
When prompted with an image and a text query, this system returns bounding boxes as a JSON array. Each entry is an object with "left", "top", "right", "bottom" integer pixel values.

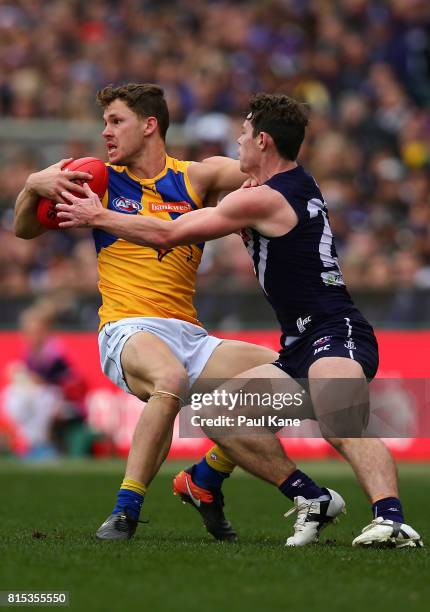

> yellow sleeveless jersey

[{"left": 94, "top": 156, "right": 204, "bottom": 330}]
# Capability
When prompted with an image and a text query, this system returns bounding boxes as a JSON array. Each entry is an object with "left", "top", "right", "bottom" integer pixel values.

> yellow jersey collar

[{"left": 124, "top": 154, "right": 172, "bottom": 185}]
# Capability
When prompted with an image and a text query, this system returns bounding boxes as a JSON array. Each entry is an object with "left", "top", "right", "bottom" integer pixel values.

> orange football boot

[{"left": 173, "top": 467, "right": 237, "bottom": 541}]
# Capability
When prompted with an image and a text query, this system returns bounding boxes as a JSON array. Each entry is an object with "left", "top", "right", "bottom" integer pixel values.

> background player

[{"left": 56, "top": 92, "right": 423, "bottom": 548}]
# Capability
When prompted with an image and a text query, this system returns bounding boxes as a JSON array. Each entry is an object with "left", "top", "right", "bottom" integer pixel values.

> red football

[{"left": 36, "top": 157, "right": 108, "bottom": 229}]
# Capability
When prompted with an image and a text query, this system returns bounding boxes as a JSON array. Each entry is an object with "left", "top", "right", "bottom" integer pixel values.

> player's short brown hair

[
  {"left": 96, "top": 83, "right": 169, "bottom": 140},
  {"left": 248, "top": 93, "right": 309, "bottom": 160}
]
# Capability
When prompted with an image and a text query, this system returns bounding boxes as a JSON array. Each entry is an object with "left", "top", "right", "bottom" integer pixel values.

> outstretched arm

[{"left": 56, "top": 182, "right": 274, "bottom": 249}]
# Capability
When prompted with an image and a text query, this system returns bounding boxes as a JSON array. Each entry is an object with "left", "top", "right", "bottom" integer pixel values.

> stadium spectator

[{"left": 2, "top": 303, "right": 90, "bottom": 457}]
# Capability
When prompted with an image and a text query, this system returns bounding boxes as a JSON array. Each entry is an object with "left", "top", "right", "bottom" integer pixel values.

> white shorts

[{"left": 98, "top": 317, "right": 223, "bottom": 393}]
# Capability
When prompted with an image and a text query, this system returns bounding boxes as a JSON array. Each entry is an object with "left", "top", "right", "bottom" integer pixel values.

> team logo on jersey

[
  {"left": 186, "top": 246, "right": 194, "bottom": 262},
  {"left": 112, "top": 197, "right": 142, "bottom": 214},
  {"left": 296, "top": 315, "right": 311, "bottom": 333},
  {"left": 344, "top": 340, "right": 356, "bottom": 350},
  {"left": 313, "top": 336, "right": 332, "bottom": 347},
  {"left": 154, "top": 245, "right": 194, "bottom": 263},
  {"left": 156, "top": 248, "right": 174, "bottom": 261},
  {"left": 149, "top": 201, "right": 192, "bottom": 213},
  {"left": 321, "top": 270, "right": 345, "bottom": 286}
]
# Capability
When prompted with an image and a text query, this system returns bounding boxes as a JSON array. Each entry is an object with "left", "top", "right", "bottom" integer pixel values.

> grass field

[{"left": 0, "top": 460, "right": 429, "bottom": 612}]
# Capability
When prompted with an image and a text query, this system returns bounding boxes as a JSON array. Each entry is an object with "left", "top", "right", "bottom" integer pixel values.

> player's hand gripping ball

[{"left": 36, "top": 157, "right": 108, "bottom": 229}]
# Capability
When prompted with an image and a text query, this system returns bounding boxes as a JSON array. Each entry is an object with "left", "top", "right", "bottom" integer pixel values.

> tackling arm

[
  {"left": 56, "top": 183, "right": 273, "bottom": 249},
  {"left": 94, "top": 206, "right": 235, "bottom": 249}
]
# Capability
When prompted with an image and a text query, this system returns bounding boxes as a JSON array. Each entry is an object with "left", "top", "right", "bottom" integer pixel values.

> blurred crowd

[{"left": 1, "top": 0, "right": 430, "bottom": 326}]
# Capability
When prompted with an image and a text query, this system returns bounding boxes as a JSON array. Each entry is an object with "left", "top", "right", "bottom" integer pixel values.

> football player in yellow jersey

[
  {"left": 51, "top": 89, "right": 423, "bottom": 551},
  {"left": 15, "top": 83, "right": 284, "bottom": 541}
]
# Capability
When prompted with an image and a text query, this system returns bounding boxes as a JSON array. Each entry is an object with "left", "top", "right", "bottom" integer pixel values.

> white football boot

[
  {"left": 352, "top": 517, "right": 423, "bottom": 548},
  {"left": 285, "top": 488, "right": 346, "bottom": 547}
]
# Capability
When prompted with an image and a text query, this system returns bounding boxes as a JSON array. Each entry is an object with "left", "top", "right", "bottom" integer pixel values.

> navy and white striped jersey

[{"left": 241, "top": 165, "right": 365, "bottom": 341}]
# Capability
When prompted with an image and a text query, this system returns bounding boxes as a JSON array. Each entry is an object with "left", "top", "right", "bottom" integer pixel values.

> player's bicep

[
  {"left": 208, "top": 157, "right": 247, "bottom": 192},
  {"left": 188, "top": 157, "right": 246, "bottom": 197}
]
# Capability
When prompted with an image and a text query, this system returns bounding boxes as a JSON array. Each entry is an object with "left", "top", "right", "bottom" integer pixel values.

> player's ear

[
  {"left": 143, "top": 116, "right": 158, "bottom": 137},
  {"left": 258, "top": 132, "right": 270, "bottom": 151}
]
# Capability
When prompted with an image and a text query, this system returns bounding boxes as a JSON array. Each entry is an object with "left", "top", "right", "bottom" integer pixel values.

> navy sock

[
  {"left": 112, "top": 489, "right": 143, "bottom": 521},
  {"left": 192, "top": 458, "right": 230, "bottom": 490},
  {"left": 279, "top": 469, "right": 327, "bottom": 501},
  {"left": 372, "top": 497, "right": 404, "bottom": 524}
]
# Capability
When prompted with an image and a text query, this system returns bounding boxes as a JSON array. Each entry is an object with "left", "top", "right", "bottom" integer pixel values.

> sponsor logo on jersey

[
  {"left": 312, "top": 335, "right": 332, "bottom": 347},
  {"left": 296, "top": 315, "right": 311, "bottom": 333},
  {"left": 112, "top": 197, "right": 142, "bottom": 214},
  {"left": 149, "top": 201, "right": 192, "bottom": 213},
  {"left": 344, "top": 340, "right": 356, "bottom": 350},
  {"left": 314, "top": 344, "right": 331, "bottom": 355}
]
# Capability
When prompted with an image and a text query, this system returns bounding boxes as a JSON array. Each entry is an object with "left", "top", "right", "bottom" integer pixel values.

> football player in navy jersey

[{"left": 57, "top": 93, "right": 422, "bottom": 548}]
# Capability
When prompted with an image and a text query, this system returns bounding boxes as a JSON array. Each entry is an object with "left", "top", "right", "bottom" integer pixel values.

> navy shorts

[{"left": 273, "top": 317, "right": 379, "bottom": 381}]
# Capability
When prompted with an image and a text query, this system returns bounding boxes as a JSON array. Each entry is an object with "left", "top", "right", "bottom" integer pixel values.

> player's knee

[{"left": 153, "top": 364, "right": 189, "bottom": 399}]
